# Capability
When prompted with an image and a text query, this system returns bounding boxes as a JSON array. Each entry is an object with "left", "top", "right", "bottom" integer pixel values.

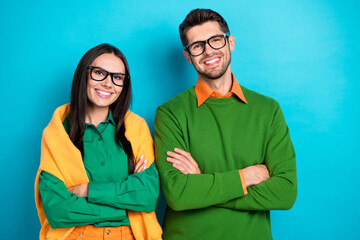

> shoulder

[
  {"left": 124, "top": 110, "right": 145, "bottom": 124},
  {"left": 155, "top": 87, "right": 199, "bottom": 129},
  {"left": 156, "top": 87, "right": 196, "bottom": 123},
  {"left": 43, "top": 104, "right": 70, "bottom": 139},
  {"left": 242, "top": 86, "right": 280, "bottom": 110},
  {"left": 124, "top": 110, "right": 150, "bottom": 132},
  {"left": 157, "top": 87, "right": 195, "bottom": 112},
  {"left": 155, "top": 87, "right": 195, "bottom": 125},
  {"left": 123, "top": 111, "right": 153, "bottom": 149}
]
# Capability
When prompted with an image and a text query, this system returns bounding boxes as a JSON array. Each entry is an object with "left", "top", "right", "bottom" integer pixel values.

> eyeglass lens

[
  {"left": 91, "top": 67, "right": 125, "bottom": 86},
  {"left": 189, "top": 34, "right": 227, "bottom": 56}
]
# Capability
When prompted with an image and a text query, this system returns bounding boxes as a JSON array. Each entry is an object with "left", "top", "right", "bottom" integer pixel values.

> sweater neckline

[{"left": 188, "top": 86, "right": 247, "bottom": 106}]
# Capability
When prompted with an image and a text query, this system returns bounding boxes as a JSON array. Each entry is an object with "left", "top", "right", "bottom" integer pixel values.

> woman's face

[{"left": 87, "top": 53, "right": 125, "bottom": 111}]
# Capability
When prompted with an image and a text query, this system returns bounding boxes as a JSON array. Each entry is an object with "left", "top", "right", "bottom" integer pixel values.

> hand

[
  {"left": 68, "top": 183, "right": 89, "bottom": 197},
  {"left": 242, "top": 164, "right": 270, "bottom": 188},
  {"left": 134, "top": 155, "right": 148, "bottom": 173},
  {"left": 166, "top": 148, "right": 201, "bottom": 174}
]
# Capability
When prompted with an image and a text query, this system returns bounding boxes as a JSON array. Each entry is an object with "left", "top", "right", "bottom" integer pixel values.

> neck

[
  {"left": 198, "top": 67, "right": 233, "bottom": 95},
  {"left": 85, "top": 104, "right": 109, "bottom": 127}
]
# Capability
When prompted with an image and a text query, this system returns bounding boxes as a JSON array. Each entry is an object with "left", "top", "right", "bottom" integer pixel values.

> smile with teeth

[
  {"left": 96, "top": 89, "right": 112, "bottom": 96},
  {"left": 204, "top": 57, "right": 220, "bottom": 65}
]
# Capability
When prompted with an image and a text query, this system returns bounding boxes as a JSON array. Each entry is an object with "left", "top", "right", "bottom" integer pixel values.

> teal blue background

[{"left": 1, "top": 0, "right": 359, "bottom": 239}]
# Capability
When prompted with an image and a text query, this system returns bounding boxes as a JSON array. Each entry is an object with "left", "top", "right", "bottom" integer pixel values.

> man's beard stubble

[{"left": 192, "top": 51, "right": 231, "bottom": 80}]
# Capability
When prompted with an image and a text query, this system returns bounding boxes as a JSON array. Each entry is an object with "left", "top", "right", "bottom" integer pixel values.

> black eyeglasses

[
  {"left": 185, "top": 33, "right": 230, "bottom": 56},
  {"left": 88, "top": 66, "right": 129, "bottom": 87}
]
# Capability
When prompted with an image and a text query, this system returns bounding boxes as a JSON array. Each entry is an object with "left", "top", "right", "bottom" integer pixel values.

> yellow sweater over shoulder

[{"left": 35, "top": 104, "right": 162, "bottom": 240}]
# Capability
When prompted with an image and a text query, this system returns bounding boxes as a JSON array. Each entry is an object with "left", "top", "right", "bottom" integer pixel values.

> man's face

[{"left": 183, "top": 21, "right": 235, "bottom": 80}]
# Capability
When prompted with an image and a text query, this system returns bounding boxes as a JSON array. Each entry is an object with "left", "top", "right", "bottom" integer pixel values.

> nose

[
  {"left": 203, "top": 42, "right": 215, "bottom": 55},
  {"left": 101, "top": 75, "right": 112, "bottom": 88}
]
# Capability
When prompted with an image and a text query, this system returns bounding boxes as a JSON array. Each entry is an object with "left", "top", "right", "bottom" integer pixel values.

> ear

[
  {"left": 228, "top": 35, "right": 235, "bottom": 52},
  {"left": 183, "top": 50, "right": 193, "bottom": 65}
]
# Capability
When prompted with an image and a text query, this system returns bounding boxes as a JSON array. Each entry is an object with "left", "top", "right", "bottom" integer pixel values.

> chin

[
  {"left": 200, "top": 70, "right": 227, "bottom": 80},
  {"left": 90, "top": 99, "right": 115, "bottom": 109}
]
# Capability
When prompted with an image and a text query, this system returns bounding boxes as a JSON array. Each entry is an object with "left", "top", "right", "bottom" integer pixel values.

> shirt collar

[
  {"left": 194, "top": 73, "right": 248, "bottom": 107},
  {"left": 107, "top": 110, "right": 115, "bottom": 125}
]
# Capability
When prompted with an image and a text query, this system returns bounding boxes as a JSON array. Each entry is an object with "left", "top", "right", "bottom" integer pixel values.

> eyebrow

[
  {"left": 187, "top": 33, "right": 225, "bottom": 46},
  {"left": 91, "top": 66, "right": 123, "bottom": 74}
]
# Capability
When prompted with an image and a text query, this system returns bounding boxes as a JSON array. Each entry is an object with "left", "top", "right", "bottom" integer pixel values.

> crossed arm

[
  {"left": 166, "top": 148, "right": 269, "bottom": 188},
  {"left": 39, "top": 159, "right": 158, "bottom": 229},
  {"left": 155, "top": 104, "right": 297, "bottom": 212},
  {"left": 68, "top": 156, "right": 148, "bottom": 197}
]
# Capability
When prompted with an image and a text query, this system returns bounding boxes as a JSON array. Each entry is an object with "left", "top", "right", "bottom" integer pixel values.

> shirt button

[
  {"left": 101, "top": 161, "right": 105, "bottom": 166},
  {"left": 106, "top": 230, "right": 110, "bottom": 235},
  {"left": 79, "top": 233, "right": 82, "bottom": 237}
]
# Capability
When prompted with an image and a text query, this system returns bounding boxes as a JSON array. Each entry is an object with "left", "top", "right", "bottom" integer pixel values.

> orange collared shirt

[
  {"left": 194, "top": 73, "right": 248, "bottom": 195},
  {"left": 194, "top": 73, "right": 247, "bottom": 107}
]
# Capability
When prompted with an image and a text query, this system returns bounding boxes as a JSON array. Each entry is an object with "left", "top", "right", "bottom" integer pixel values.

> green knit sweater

[{"left": 155, "top": 85, "right": 297, "bottom": 240}]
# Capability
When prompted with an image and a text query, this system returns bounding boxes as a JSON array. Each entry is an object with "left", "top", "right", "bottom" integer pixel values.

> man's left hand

[{"left": 167, "top": 148, "right": 201, "bottom": 174}]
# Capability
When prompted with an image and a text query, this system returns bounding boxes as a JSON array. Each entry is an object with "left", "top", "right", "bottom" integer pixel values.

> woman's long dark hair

[{"left": 68, "top": 43, "right": 135, "bottom": 174}]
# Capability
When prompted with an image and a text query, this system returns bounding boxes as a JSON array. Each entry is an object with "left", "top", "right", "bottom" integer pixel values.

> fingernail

[
  {"left": 140, "top": 155, "right": 144, "bottom": 160},
  {"left": 167, "top": 151, "right": 171, "bottom": 155},
  {"left": 174, "top": 148, "right": 178, "bottom": 151},
  {"left": 144, "top": 159, "right": 148, "bottom": 164},
  {"left": 143, "top": 165, "right": 146, "bottom": 170}
]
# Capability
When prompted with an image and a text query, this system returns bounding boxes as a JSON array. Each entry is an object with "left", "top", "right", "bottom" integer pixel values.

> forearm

[
  {"left": 157, "top": 158, "right": 245, "bottom": 211},
  {"left": 88, "top": 163, "right": 160, "bottom": 212},
  {"left": 217, "top": 159, "right": 297, "bottom": 210},
  {"left": 39, "top": 171, "right": 127, "bottom": 229}
]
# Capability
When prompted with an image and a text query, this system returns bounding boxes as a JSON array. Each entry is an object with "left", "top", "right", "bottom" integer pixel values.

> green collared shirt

[{"left": 39, "top": 111, "right": 159, "bottom": 229}]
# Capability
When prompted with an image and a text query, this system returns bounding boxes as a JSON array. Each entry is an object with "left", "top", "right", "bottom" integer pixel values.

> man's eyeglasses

[
  {"left": 185, "top": 33, "right": 230, "bottom": 56},
  {"left": 88, "top": 66, "right": 129, "bottom": 87}
]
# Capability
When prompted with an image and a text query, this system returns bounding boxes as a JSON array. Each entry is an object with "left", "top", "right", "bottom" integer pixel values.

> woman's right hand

[{"left": 134, "top": 155, "right": 148, "bottom": 173}]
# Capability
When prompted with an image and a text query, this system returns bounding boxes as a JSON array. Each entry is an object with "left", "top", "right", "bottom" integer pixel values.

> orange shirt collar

[{"left": 195, "top": 73, "right": 247, "bottom": 107}]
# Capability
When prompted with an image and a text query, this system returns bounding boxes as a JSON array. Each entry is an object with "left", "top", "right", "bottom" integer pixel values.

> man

[{"left": 155, "top": 8, "right": 297, "bottom": 240}]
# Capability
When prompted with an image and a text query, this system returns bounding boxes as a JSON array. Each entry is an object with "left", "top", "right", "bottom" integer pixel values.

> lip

[
  {"left": 202, "top": 56, "right": 221, "bottom": 67},
  {"left": 95, "top": 88, "right": 113, "bottom": 99}
]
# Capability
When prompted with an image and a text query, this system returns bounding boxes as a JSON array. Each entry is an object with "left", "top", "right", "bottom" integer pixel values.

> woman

[{"left": 34, "top": 43, "right": 162, "bottom": 240}]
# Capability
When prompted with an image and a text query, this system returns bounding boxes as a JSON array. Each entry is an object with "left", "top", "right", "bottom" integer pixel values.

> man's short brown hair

[{"left": 179, "top": 8, "right": 230, "bottom": 46}]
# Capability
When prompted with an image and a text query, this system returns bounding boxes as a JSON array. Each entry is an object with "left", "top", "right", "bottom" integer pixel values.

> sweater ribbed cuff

[
  {"left": 238, "top": 169, "right": 248, "bottom": 195},
  {"left": 219, "top": 170, "right": 246, "bottom": 201}
]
